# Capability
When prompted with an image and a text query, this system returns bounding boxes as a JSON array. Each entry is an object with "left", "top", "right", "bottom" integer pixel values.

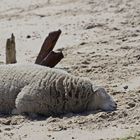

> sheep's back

[{"left": 0, "top": 64, "right": 94, "bottom": 115}]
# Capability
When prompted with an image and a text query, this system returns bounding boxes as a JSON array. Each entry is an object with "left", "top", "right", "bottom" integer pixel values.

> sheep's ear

[
  {"left": 92, "top": 86, "right": 106, "bottom": 96},
  {"left": 92, "top": 85, "right": 100, "bottom": 93}
]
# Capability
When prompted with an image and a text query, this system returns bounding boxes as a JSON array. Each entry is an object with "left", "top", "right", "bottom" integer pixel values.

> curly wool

[{"left": 0, "top": 64, "right": 94, "bottom": 116}]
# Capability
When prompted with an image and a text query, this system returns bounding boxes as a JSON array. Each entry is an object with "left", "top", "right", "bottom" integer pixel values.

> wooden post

[
  {"left": 6, "top": 34, "right": 17, "bottom": 64},
  {"left": 35, "top": 29, "right": 61, "bottom": 64},
  {"left": 40, "top": 51, "right": 64, "bottom": 68}
]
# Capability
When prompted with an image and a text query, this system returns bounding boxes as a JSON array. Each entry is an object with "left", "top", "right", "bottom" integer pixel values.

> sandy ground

[{"left": 0, "top": 0, "right": 140, "bottom": 139}]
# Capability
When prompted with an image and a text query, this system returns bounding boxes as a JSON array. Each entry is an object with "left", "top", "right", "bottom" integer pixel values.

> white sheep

[{"left": 0, "top": 64, "right": 117, "bottom": 116}]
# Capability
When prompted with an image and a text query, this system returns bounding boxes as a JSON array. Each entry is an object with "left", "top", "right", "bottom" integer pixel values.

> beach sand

[{"left": 0, "top": 0, "right": 140, "bottom": 139}]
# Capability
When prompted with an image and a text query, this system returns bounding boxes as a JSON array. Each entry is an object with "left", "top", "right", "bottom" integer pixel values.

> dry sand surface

[{"left": 0, "top": 0, "right": 140, "bottom": 139}]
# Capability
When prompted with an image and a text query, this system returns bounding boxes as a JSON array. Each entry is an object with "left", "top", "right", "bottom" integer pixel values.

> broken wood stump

[
  {"left": 40, "top": 51, "right": 64, "bottom": 68},
  {"left": 6, "top": 34, "right": 17, "bottom": 64},
  {"left": 35, "top": 29, "right": 62, "bottom": 64},
  {"left": 35, "top": 29, "right": 64, "bottom": 67}
]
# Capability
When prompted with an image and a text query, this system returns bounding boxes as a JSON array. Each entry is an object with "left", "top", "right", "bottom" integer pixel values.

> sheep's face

[{"left": 88, "top": 87, "right": 117, "bottom": 111}]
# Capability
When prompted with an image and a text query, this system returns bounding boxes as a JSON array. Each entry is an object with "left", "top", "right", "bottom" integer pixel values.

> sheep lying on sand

[{"left": 0, "top": 64, "right": 117, "bottom": 116}]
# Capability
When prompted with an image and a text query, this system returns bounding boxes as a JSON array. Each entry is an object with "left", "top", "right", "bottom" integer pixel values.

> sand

[{"left": 0, "top": 0, "right": 140, "bottom": 139}]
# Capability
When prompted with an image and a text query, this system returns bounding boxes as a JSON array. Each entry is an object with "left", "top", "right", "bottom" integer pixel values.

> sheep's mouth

[
  {"left": 111, "top": 105, "right": 117, "bottom": 111},
  {"left": 101, "top": 102, "right": 117, "bottom": 112},
  {"left": 108, "top": 104, "right": 117, "bottom": 111}
]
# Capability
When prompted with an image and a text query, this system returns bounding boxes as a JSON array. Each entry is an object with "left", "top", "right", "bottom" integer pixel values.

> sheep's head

[{"left": 88, "top": 87, "right": 117, "bottom": 111}]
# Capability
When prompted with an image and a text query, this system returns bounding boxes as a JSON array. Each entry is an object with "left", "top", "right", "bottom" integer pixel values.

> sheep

[{"left": 0, "top": 64, "right": 117, "bottom": 116}]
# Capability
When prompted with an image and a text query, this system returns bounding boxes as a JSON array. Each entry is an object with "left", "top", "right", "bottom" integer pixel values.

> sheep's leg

[
  {"left": 15, "top": 85, "right": 50, "bottom": 116},
  {"left": 15, "top": 85, "right": 36, "bottom": 115}
]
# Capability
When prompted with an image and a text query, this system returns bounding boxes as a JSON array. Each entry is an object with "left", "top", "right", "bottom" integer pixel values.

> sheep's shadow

[
  {"left": 0, "top": 109, "right": 117, "bottom": 123},
  {"left": 23, "top": 109, "right": 116, "bottom": 121}
]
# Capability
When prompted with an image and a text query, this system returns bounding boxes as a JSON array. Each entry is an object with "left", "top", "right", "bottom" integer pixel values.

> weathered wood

[
  {"left": 40, "top": 51, "right": 64, "bottom": 68},
  {"left": 6, "top": 34, "right": 17, "bottom": 64},
  {"left": 35, "top": 29, "right": 62, "bottom": 64}
]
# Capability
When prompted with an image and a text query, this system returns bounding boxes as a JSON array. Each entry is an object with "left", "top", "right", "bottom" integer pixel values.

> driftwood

[
  {"left": 5, "top": 29, "right": 64, "bottom": 67},
  {"left": 35, "top": 29, "right": 62, "bottom": 64},
  {"left": 6, "top": 34, "right": 17, "bottom": 64},
  {"left": 40, "top": 51, "right": 64, "bottom": 68}
]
